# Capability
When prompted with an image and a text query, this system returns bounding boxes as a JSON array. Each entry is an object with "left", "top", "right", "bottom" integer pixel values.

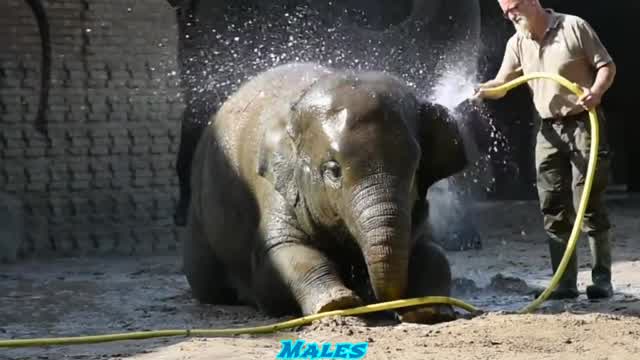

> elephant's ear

[
  {"left": 257, "top": 113, "right": 300, "bottom": 208},
  {"left": 416, "top": 101, "right": 467, "bottom": 199}
]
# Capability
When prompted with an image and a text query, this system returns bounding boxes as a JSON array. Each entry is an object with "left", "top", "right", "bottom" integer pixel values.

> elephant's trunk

[{"left": 351, "top": 175, "right": 411, "bottom": 302}]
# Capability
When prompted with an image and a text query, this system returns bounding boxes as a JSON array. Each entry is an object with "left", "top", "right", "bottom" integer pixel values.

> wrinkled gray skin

[{"left": 184, "top": 63, "right": 467, "bottom": 324}]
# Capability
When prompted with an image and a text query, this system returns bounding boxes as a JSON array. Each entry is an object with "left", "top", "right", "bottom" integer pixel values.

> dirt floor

[{"left": 2, "top": 196, "right": 639, "bottom": 359}]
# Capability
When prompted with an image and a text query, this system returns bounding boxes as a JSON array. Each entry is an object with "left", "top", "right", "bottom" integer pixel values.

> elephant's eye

[{"left": 322, "top": 161, "right": 342, "bottom": 182}]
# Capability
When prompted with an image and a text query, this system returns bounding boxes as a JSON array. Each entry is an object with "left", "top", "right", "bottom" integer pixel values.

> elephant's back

[{"left": 214, "top": 62, "right": 334, "bottom": 169}]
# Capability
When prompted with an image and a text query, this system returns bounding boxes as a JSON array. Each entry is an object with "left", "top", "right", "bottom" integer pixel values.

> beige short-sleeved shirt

[{"left": 502, "top": 9, "right": 614, "bottom": 119}]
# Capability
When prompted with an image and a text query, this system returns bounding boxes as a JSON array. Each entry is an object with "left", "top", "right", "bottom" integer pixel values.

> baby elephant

[{"left": 183, "top": 62, "right": 467, "bottom": 324}]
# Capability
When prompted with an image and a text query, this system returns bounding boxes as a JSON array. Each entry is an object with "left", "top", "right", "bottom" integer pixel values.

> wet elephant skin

[{"left": 183, "top": 62, "right": 467, "bottom": 324}]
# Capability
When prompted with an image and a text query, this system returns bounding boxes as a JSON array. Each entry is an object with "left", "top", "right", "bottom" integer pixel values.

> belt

[{"left": 542, "top": 110, "right": 591, "bottom": 122}]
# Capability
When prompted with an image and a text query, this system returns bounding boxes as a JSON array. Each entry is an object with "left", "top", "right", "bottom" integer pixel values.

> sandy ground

[{"left": 1, "top": 196, "right": 639, "bottom": 360}]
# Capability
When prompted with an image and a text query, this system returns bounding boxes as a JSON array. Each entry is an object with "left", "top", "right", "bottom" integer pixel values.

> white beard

[{"left": 513, "top": 17, "right": 531, "bottom": 35}]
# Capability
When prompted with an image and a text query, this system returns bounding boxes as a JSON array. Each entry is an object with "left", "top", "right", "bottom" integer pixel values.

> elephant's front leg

[
  {"left": 253, "top": 243, "right": 362, "bottom": 316},
  {"left": 251, "top": 210, "right": 362, "bottom": 316},
  {"left": 398, "top": 240, "right": 457, "bottom": 324}
]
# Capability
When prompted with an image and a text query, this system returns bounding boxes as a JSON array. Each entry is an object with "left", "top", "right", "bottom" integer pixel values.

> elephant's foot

[
  {"left": 312, "top": 286, "right": 362, "bottom": 314},
  {"left": 398, "top": 304, "right": 457, "bottom": 324},
  {"left": 401, "top": 240, "right": 457, "bottom": 324}
]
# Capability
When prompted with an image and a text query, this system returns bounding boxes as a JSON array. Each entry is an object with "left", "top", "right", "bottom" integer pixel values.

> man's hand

[
  {"left": 578, "top": 63, "right": 615, "bottom": 111},
  {"left": 472, "top": 86, "right": 508, "bottom": 101},
  {"left": 471, "top": 81, "right": 508, "bottom": 101},
  {"left": 577, "top": 86, "right": 602, "bottom": 110}
]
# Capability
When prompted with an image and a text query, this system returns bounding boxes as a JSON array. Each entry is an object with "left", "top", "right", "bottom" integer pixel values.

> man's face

[{"left": 498, "top": 0, "right": 532, "bottom": 33}]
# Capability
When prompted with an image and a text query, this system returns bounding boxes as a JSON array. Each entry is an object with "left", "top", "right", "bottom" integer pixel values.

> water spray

[{"left": 0, "top": 72, "right": 599, "bottom": 348}]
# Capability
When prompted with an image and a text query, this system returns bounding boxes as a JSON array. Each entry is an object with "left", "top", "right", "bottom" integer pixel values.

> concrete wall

[
  {"left": 2, "top": 0, "right": 636, "bottom": 261},
  {"left": 0, "top": 0, "right": 183, "bottom": 261}
]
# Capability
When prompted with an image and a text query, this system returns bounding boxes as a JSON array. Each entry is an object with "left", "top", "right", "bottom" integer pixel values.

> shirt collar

[
  {"left": 546, "top": 9, "right": 562, "bottom": 31},
  {"left": 520, "top": 8, "right": 562, "bottom": 39}
]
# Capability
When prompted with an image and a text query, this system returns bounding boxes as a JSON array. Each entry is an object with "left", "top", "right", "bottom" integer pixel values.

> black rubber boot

[
  {"left": 533, "top": 237, "right": 579, "bottom": 300},
  {"left": 586, "top": 232, "right": 613, "bottom": 299}
]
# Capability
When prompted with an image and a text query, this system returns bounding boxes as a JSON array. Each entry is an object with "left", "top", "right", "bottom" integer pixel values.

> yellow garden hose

[
  {"left": 0, "top": 72, "right": 598, "bottom": 348},
  {"left": 482, "top": 72, "right": 599, "bottom": 314},
  {"left": 0, "top": 296, "right": 480, "bottom": 348}
]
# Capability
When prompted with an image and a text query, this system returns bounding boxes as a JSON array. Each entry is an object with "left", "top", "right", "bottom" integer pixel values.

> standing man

[{"left": 474, "top": 0, "right": 616, "bottom": 299}]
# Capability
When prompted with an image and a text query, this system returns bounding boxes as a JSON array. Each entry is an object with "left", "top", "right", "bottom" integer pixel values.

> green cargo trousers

[{"left": 535, "top": 107, "right": 613, "bottom": 289}]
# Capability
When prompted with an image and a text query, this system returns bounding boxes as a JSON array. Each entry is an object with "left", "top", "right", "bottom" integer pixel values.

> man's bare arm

[
  {"left": 481, "top": 63, "right": 523, "bottom": 87},
  {"left": 578, "top": 62, "right": 616, "bottom": 110},
  {"left": 473, "top": 62, "right": 523, "bottom": 100},
  {"left": 591, "top": 63, "right": 616, "bottom": 97}
]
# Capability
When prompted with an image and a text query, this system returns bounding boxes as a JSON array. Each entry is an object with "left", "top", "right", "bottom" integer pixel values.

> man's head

[{"left": 498, "top": 0, "right": 543, "bottom": 34}]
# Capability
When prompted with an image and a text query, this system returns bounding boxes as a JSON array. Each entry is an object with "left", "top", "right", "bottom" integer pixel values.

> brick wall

[{"left": 0, "top": 0, "right": 184, "bottom": 259}]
